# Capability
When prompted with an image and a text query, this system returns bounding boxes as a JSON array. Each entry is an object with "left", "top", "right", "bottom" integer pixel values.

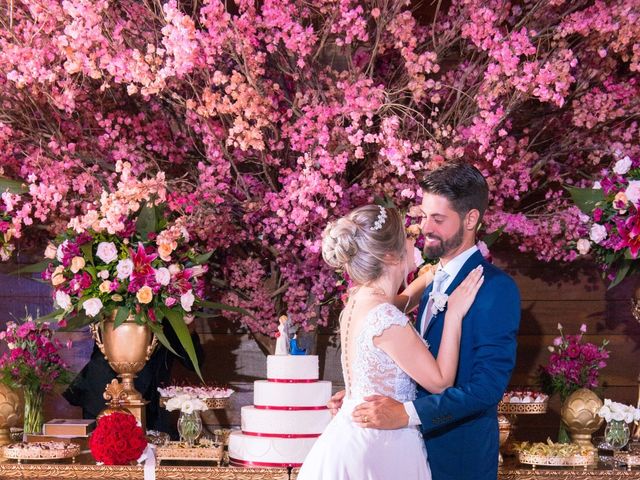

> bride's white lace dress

[{"left": 297, "top": 303, "right": 431, "bottom": 479}]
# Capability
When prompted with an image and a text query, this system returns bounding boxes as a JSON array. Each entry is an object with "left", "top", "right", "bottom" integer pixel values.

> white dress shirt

[{"left": 404, "top": 245, "right": 479, "bottom": 426}]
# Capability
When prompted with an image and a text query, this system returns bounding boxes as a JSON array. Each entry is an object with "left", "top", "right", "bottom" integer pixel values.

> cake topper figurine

[
  {"left": 289, "top": 334, "right": 307, "bottom": 355},
  {"left": 274, "top": 315, "right": 291, "bottom": 355}
]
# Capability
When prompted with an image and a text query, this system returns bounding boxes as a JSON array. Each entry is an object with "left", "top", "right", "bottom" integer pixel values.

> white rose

[
  {"left": 96, "top": 242, "right": 118, "bottom": 264},
  {"left": 576, "top": 238, "right": 591, "bottom": 255},
  {"left": 429, "top": 292, "right": 448, "bottom": 315},
  {"left": 55, "top": 290, "right": 72, "bottom": 310},
  {"left": 116, "top": 258, "right": 134, "bottom": 279},
  {"left": 155, "top": 267, "right": 171, "bottom": 286},
  {"left": 56, "top": 240, "right": 68, "bottom": 262},
  {"left": 180, "top": 290, "right": 195, "bottom": 312},
  {"left": 589, "top": 224, "right": 607, "bottom": 244},
  {"left": 97, "top": 270, "right": 110, "bottom": 280},
  {"left": 625, "top": 180, "right": 640, "bottom": 206},
  {"left": 44, "top": 243, "right": 57, "bottom": 259},
  {"left": 82, "top": 298, "right": 103, "bottom": 317},
  {"left": 614, "top": 156, "right": 632, "bottom": 175},
  {"left": 168, "top": 263, "right": 181, "bottom": 275},
  {"left": 181, "top": 400, "right": 195, "bottom": 414},
  {"left": 592, "top": 181, "right": 602, "bottom": 189}
]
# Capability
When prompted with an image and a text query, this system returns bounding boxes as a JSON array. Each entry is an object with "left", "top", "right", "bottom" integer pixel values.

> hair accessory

[{"left": 370, "top": 206, "right": 387, "bottom": 231}]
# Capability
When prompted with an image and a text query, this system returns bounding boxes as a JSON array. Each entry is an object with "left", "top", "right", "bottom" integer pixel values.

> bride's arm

[
  {"left": 392, "top": 266, "right": 435, "bottom": 314},
  {"left": 375, "top": 266, "right": 484, "bottom": 393}
]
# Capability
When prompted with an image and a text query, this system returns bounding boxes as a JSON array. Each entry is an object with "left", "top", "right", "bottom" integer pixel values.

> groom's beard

[{"left": 423, "top": 224, "right": 464, "bottom": 260}]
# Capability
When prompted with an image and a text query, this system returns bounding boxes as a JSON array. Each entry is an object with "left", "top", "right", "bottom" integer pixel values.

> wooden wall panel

[{"left": 1, "top": 250, "right": 639, "bottom": 444}]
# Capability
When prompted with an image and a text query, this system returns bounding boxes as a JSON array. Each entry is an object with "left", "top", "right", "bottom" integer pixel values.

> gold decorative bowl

[
  {"left": 519, "top": 450, "right": 595, "bottom": 469},
  {"left": 159, "top": 396, "right": 230, "bottom": 410},
  {"left": 156, "top": 441, "right": 224, "bottom": 463},
  {"left": 498, "top": 401, "right": 548, "bottom": 415},
  {"left": 2, "top": 441, "right": 80, "bottom": 462}
]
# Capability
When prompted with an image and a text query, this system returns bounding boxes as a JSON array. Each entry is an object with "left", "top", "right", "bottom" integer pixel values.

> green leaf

[
  {"left": 0, "top": 177, "right": 27, "bottom": 194},
  {"left": 481, "top": 226, "right": 505, "bottom": 248},
  {"left": 566, "top": 186, "right": 605, "bottom": 214},
  {"left": 193, "top": 251, "right": 214, "bottom": 265},
  {"left": 59, "top": 311, "right": 94, "bottom": 331},
  {"left": 164, "top": 308, "right": 203, "bottom": 381},
  {"left": 609, "top": 261, "right": 632, "bottom": 289},
  {"left": 35, "top": 308, "right": 65, "bottom": 323},
  {"left": 113, "top": 307, "right": 130, "bottom": 329},
  {"left": 198, "top": 300, "right": 254, "bottom": 317},
  {"left": 11, "top": 260, "right": 52, "bottom": 275},
  {"left": 136, "top": 203, "right": 157, "bottom": 240},
  {"left": 81, "top": 243, "right": 94, "bottom": 265},
  {"left": 147, "top": 321, "right": 178, "bottom": 357}
]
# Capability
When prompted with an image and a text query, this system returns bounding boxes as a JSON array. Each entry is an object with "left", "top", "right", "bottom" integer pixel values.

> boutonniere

[{"left": 429, "top": 292, "right": 448, "bottom": 315}]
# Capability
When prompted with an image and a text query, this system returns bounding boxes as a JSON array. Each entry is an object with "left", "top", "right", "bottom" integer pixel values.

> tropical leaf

[
  {"left": 198, "top": 300, "right": 253, "bottom": 317},
  {"left": 566, "top": 186, "right": 605, "bottom": 214},
  {"left": 11, "top": 260, "right": 51, "bottom": 275},
  {"left": 136, "top": 203, "right": 157, "bottom": 240},
  {"left": 164, "top": 308, "right": 203, "bottom": 380}
]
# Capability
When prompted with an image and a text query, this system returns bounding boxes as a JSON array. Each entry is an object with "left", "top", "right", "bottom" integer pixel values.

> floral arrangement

[
  {"left": 39, "top": 161, "right": 222, "bottom": 378},
  {"left": 502, "top": 390, "right": 548, "bottom": 404},
  {"left": 598, "top": 399, "right": 640, "bottom": 424},
  {"left": 569, "top": 154, "right": 640, "bottom": 286},
  {"left": 158, "top": 385, "right": 234, "bottom": 399},
  {"left": 89, "top": 412, "right": 147, "bottom": 465},
  {"left": 0, "top": 316, "right": 71, "bottom": 392},
  {"left": 538, "top": 323, "right": 610, "bottom": 402},
  {"left": 164, "top": 394, "right": 208, "bottom": 414},
  {"left": 0, "top": 315, "right": 72, "bottom": 434},
  {"left": 0, "top": 1, "right": 639, "bottom": 337}
]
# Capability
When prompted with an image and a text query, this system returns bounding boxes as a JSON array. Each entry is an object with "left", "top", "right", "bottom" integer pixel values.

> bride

[{"left": 297, "top": 204, "right": 483, "bottom": 480}]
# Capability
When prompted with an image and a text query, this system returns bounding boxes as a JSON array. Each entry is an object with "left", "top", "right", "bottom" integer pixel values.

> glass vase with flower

[
  {"left": 598, "top": 400, "right": 640, "bottom": 453},
  {"left": 0, "top": 316, "right": 72, "bottom": 434}
]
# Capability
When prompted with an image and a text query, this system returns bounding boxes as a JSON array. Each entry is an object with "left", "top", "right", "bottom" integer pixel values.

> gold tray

[
  {"left": 2, "top": 442, "right": 80, "bottom": 462},
  {"left": 159, "top": 397, "right": 230, "bottom": 410},
  {"left": 614, "top": 451, "right": 640, "bottom": 470},
  {"left": 518, "top": 451, "right": 595, "bottom": 469},
  {"left": 156, "top": 441, "right": 224, "bottom": 463},
  {"left": 498, "top": 401, "right": 548, "bottom": 415}
]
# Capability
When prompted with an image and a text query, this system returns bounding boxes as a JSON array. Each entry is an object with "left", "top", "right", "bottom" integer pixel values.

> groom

[{"left": 333, "top": 162, "right": 521, "bottom": 480}]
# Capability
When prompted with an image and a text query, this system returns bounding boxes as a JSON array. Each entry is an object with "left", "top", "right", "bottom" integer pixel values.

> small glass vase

[
  {"left": 23, "top": 386, "right": 44, "bottom": 435},
  {"left": 604, "top": 419, "right": 630, "bottom": 452},
  {"left": 177, "top": 411, "right": 202, "bottom": 446}
]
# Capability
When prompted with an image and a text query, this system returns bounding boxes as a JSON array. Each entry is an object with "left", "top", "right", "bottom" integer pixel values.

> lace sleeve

[{"left": 367, "top": 303, "right": 409, "bottom": 339}]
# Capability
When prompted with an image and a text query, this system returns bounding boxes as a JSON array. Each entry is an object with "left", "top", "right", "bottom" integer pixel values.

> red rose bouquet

[{"left": 89, "top": 412, "right": 147, "bottom": 465}]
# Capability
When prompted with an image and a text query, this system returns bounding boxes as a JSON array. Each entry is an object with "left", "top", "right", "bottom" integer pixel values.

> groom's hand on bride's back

[
  {"left": 328, "top": 390, "right": 346, "bottom": 416},
  {"left": 352, "top": 395, "right": 408, "bottom": 429}
]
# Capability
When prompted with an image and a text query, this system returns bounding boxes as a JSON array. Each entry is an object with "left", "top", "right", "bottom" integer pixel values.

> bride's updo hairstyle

[{"left": 322, "top": 205, "right": 406, "bottom": 285}]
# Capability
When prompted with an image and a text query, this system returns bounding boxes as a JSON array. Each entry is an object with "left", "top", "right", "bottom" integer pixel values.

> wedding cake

[{"left": 228, "top": 354, "right": 332, "bottom": 467}]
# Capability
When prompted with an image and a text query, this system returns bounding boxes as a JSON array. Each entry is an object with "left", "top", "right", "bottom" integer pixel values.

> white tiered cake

[{"left": 228, "top": 355, "right": 332, "bottom": 467}]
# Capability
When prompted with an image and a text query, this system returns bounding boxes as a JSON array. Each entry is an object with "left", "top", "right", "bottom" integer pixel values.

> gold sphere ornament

[
  {"left": 560, "top": 388, "right": 604, "bottom": 451},
  {"left": 0, "top": 383, "right": 23, "bottom": 446}
]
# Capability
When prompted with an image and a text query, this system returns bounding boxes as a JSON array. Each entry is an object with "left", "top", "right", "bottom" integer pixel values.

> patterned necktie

[{"left": 421, "top": 268, "right": 449, "bottom": 336}]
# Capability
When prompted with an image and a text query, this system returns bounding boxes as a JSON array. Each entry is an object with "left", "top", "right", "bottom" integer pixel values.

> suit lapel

[
  {"left": 424, "top": 250, "right": 484, "bottom": 338},
  {"left": 415, "top": 281, "right": 433, "bottom": 335}
]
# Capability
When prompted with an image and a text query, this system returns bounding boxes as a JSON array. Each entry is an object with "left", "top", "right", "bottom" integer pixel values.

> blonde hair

[{"left": 321, "top": 205, "right": 406, "bottom": 285}]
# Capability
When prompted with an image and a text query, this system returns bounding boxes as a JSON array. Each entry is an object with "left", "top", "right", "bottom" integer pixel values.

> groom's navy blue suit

[{"left": 414, "top": 250, "right": 520, "bottom": 480}]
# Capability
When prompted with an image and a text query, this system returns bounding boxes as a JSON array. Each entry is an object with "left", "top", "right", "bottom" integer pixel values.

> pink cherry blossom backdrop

[{"left": 0, "top": 0, "right": 638, "bottom": 335}]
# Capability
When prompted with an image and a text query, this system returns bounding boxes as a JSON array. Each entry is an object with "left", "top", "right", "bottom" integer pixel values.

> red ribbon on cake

[
  {"left": 242, "top": 431, "right": 321, "bottom": 438},
  {"left": 254, "top": 405, "right": 328, "bottom": 411},
  {"left": 267, "top": 378, "right": 318, "bottom": 383},
  {"left": 230, "top": 457, "right": 303, "bottom": 468}
]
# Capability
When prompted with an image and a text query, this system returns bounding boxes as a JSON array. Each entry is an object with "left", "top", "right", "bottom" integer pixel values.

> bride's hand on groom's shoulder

[
  {"left": 327, "top": 390, "right": 346, "bottom": 416},
  {"left": 352, "top": 395, "right": 408, "bottom": 430}
]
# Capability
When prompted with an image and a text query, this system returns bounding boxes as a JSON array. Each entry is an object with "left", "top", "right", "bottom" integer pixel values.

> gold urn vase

[
  {"left": 560, "top": 388, "right": 604, "bottom": 452},
  {"left": 91, "top": 313, "right": 157, "bottom": 428},
  {"left": 0, "top": 383, "right": 22, "bottom": 445}
]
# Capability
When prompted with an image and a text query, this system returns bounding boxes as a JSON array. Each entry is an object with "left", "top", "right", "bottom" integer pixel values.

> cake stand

[{"left": 498, "top": 400, "right": 548, "bottom": 460}]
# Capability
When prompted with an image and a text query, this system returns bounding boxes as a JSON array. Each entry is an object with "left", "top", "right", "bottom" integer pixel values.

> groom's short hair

[{"left": 420, "top": 162, "right": 489, "bottom": 220}]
